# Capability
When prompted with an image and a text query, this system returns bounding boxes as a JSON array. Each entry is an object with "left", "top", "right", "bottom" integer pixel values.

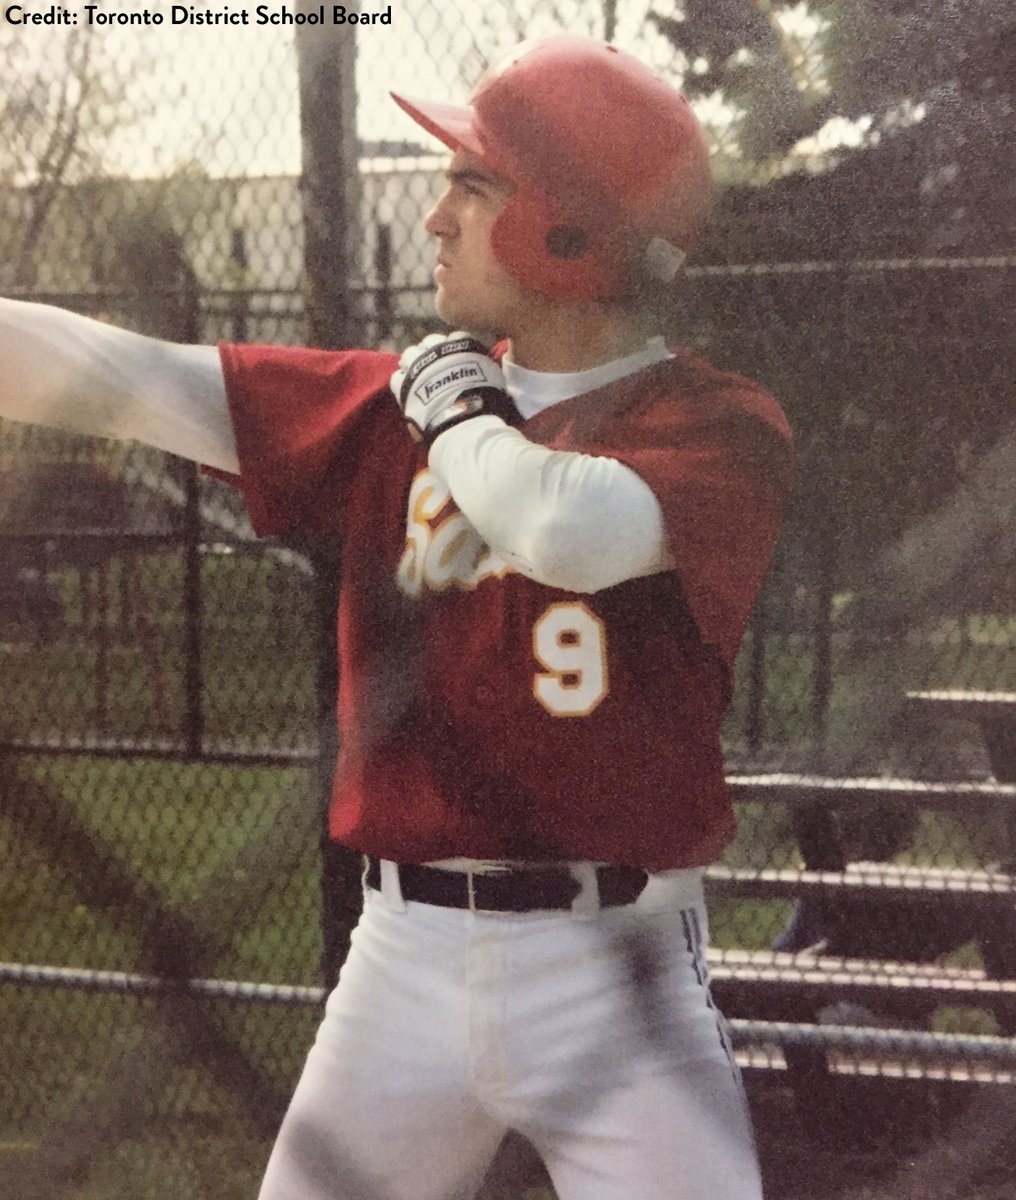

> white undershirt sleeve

[
  {"left": 0, "top": 298, "right": 237, "bottom": 472},
  {"left": 428, "top": 415, "right": 672, "bottom": 593}
]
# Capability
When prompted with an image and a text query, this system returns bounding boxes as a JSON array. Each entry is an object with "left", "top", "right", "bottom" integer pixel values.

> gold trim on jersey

[{"left": 397, "top": 468, "right": 512, "bottom": 597}]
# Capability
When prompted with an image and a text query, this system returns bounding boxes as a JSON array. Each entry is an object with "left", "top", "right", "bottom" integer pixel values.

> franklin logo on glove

[
  {"left": 391, "top": 331, "right": 513, "bottom": 444},
  {"left": 419, "top": 361, "right": 485, "bottom": 405}
]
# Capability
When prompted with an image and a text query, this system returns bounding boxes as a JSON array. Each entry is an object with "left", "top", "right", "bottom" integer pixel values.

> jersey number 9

[{"left": 532, "top": 602, "right": 608, "bottom": 718}]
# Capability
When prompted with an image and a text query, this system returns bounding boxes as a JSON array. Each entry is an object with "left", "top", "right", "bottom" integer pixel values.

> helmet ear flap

[
  {"left": 395, "top": 37, "right": 711, "bottom": 302},
  {"left": 490, "top": 189, "right": 621, "bottom": 301},
  {"left": 544, "top": 224, "right": 588, "bottom": 261}
]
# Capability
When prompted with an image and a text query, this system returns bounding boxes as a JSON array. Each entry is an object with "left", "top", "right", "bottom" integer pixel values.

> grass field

[
  {"left": 2, "top": 568, "right": 1014, "bottom": 1198},
  {"left": 0, "top": 751, "right": 324, "bottom": 1199},
  {"left": 2, "top": 750, "right": 1010, "bottom": 1198},
  {"left": 1, "top": 551, "right": 318, "bottom": 748}
]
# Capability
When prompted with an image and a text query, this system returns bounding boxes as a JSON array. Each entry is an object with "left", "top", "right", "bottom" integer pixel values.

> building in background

[{"left": 0, "top": 148, "right": 446, "bottom": 348}]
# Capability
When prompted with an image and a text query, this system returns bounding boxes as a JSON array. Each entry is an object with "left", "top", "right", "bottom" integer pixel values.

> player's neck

[{"left": 505, "top": 301, "right": 646, "bottom": 373}]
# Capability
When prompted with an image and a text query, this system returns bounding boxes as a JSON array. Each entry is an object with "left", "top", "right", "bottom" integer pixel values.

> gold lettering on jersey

[{"left": 397, "top": 469, "right": 511, "bottom": 597}]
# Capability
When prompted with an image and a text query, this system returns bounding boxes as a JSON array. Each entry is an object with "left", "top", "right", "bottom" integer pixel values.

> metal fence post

[
  {"left": 747, "top": 588, "right": 768, "bottom": 757},
  {"left": 229, "top": 227, "right": 250, "bottom": 344},
  {"left": 812, "top": 460, "right": 837, "bottom": 756},
  {"left": 374, "top": 223, "right": 393, "bottom": 344},
  {"left": 295, "top": 9, "right": 362, "bottom": 351},
  {"left": 179, "top": 264, "right": 205, "bottom": 759},
  {"left": 295, "top": 8, "right": 364, "bottom": 985},
  {"left": 182, "top": 462, "right": 204, "bottom": 758}
]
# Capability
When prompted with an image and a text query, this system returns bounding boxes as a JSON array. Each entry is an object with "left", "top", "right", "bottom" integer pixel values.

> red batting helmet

[{"left": 391, "top": 35, "right": 711, "bottom": 301}]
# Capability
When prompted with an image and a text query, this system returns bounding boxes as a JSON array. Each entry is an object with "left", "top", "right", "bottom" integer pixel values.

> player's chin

[
  {"left": 433, "top": 287, "right": 489, "bottom": 333},
  {"left": 432, "top": 287, "right": 465, "bottom": 327}
]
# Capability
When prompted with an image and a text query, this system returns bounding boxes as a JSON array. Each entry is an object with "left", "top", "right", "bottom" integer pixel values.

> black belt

[{"left": 364, "top": 857, "right": 648, "bottom": 913}]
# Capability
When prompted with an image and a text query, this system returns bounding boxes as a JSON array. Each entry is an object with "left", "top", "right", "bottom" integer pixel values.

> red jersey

[{"left": 217, "top": 343, "right": 792, "bottom": 870}]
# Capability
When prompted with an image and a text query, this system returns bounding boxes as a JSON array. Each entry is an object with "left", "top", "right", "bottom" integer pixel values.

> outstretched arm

[{"left": 0, "top": 297, "right": 238, "bottom": 472}]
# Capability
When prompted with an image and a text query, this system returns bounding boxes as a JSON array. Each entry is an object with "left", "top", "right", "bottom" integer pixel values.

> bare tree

[{"left": 0, "top": 27, "right": 140, "bottom": 288}]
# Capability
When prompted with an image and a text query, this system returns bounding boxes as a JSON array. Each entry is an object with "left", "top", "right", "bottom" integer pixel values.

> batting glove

[{"left": 390, "top": 332, "right": 512, "bottom": 445}]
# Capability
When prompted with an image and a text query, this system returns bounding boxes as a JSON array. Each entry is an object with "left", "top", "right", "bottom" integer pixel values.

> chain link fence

[{"left": 2, "top": 3, "right": 1016, "bottom": 1198}]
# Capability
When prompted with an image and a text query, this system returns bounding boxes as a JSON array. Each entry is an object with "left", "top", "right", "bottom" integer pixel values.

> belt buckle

[
  {"left": 466, "top": 861, "right": 512, "bottom": 914},
  {"left": 569, "top": 862, "right": 601, "bottom": 918}
]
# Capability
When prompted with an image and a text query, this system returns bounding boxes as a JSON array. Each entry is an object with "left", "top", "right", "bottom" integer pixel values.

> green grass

[
  {"left": 0, "top": 755, "right": 324, "bottom": 973},
  {"left": 0, "top": 987, "right": 320, "bottom": 1199},
  {"left": 0, "top": 751, "right": 328, "bottom": 1199},
  {"left": 1, "top": 581, "right": 1014, "bottom": 1197},
  {"left": 0, "top": 550, "right": 326, "bottom": 1197},
  {"left": 2, "top": 551, "right": 318, "bottom": 746},
  {"left": 723, "top": 610, "right": 1016, "bottom": 763}
]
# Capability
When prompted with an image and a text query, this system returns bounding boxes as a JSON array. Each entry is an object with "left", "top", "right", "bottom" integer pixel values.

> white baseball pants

[{"left": 258, "top": 866, "right": 763, "bottom": 1200}]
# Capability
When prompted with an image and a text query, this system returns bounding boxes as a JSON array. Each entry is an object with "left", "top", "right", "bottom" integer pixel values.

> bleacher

[{"left": 710, "top": 692, "right": 1016, "bottom": 1095}]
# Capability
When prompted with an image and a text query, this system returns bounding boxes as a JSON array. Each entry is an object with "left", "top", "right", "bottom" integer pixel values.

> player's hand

[{"left": 390, "top": 332, "right": 511, "bottom": 445}]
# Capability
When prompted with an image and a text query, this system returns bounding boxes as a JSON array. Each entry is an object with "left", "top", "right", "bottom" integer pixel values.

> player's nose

[{"left": 424, "top": 189, "right": 457, "bottom": 239}]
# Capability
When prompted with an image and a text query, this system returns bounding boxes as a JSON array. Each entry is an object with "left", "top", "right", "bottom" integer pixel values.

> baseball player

[{"left": 0, "top": 36, "right": 792, "bottom": 1200}]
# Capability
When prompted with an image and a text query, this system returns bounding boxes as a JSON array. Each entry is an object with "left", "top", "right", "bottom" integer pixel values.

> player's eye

[{"left": 447, "top": 169, "right": 491, "bottom": 199}]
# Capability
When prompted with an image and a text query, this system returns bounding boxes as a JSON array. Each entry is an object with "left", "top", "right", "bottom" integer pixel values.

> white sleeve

[
  {"left": 427, "top": 415, "right": 672, "bottom": 593},
  {"left": 0, "top": 297, "right": 238, "bottom": 473}
]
